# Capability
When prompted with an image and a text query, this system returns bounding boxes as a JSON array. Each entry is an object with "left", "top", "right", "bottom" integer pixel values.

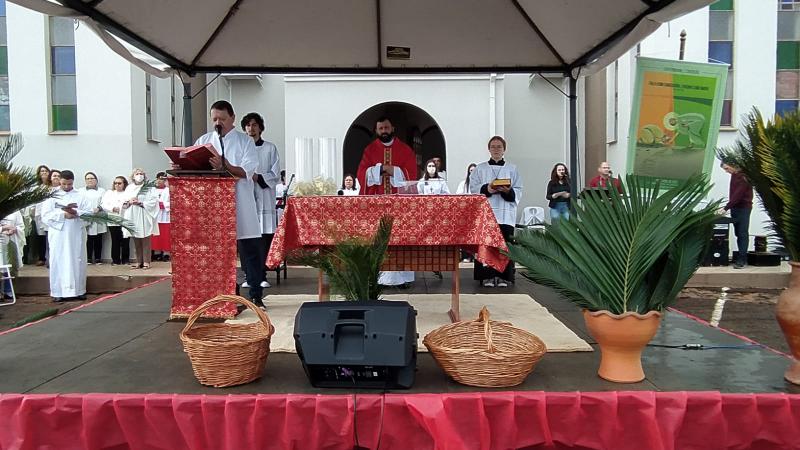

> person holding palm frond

[
  {"left": 0, "top": 134, "right": 53, "bottom": 273},
  {"left": 41, "top": 170, "right": 93, "bottom": 302},
  {"left": 28, "top": 164, "right": 52, "bottom": 266},
  {"left": 122, "top": 168, "right": 159, "bottom": 270}
]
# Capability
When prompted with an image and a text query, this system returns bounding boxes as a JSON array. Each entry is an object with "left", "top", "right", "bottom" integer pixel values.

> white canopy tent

[{"left": 10, "top": 0, "right": 714, "bottom": 179}]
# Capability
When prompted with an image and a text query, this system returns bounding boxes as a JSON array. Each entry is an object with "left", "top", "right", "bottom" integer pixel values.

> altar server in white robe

[
  {"left": 192, "top": 101, "right": 263, "bottom": 304},
  {"left": 417, "top": 159, "right": 451, "bottom": 195},
  {"left": 338, "top": 174, "right": 360, "bottom": 196},
  {"left": 242, "top": 112, "right": 281, "bottom": 289},
  {"left": 469, "top": 136, "right": 523, "bottom": 288},
  {"left": 1, "top": 210, "right": 26, "bottom": 299},
  {"left": 42, "top": 170, "right": 93, "bottom": 301},
  {"left": 122, "top": 168, "right": 160, "bottom": 269}
]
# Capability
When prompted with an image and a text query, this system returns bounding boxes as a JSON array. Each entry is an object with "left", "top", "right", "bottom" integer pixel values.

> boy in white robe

[
  {"left": 41, "top": 170, "right": 93, "bottom": 301},
  {"left": 241, "top": 112, "right": 281, "bottom": 289}
]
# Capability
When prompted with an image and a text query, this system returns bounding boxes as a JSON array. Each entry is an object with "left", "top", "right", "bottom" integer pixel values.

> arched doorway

[{"left": 342, "top": 102, "right": 446, "bottom": 182}]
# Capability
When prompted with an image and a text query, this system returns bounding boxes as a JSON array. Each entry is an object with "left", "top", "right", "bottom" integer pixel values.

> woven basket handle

[
  {"left": 476, "top": 306, "right": 496, "bottom": 353},
  {"left": 180, "top": 295, "right": 273, "bottom": 339}
]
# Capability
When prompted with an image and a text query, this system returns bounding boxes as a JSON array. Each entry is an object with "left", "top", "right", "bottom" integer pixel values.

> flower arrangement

[{"left": 289, "top": 176, "right": 338, "bottom": 196}]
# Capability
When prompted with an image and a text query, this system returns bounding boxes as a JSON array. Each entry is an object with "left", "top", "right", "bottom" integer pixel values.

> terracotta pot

[
  {"left": 583, "top": 310, "right": 662, "bottom": 383},
  {"left": 776, "top": 261, "right": 800, "bottom": 385}
]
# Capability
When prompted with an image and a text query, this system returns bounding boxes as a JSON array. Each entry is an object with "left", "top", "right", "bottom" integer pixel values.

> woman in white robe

[
  {"left": 417, "top": 159, "right": 451, "bottom": 195},
  {"left": 78, "top": 172, "right": 107, "bottom": 264},
  {"left": 122, "top": 168, "right": 159, "bottom": 269},
  {"left": 455, "top": 163, "right": 477, "bottom": 194},
  {"left": 338, "top": 174, "right": 360, "bottom": 196}
]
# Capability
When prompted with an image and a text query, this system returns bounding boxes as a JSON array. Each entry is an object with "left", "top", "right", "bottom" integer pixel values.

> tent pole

[
  {"left": 568, "top": 76, "right": 578, "bottom": 196},
  {"left": 183, "top": 81, "right": 193, "bottom": 146}
]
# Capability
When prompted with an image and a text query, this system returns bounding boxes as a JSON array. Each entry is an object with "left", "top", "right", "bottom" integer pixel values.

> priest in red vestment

[{"left": 357, "top": 117, "right": 418, "bottom": 195}]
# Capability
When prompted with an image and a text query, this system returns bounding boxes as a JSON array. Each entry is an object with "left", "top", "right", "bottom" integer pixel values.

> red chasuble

[{"left": 356, "top": 139, "right": 418, "bottom": 195}]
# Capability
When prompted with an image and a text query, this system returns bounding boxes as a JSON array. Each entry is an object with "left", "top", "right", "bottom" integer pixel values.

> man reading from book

[
  {"left": 176, "top": 100, "right": 264, "bottom": 306},
  {"left": 41, "top": 170, "right": 93, "bottom": 302}
]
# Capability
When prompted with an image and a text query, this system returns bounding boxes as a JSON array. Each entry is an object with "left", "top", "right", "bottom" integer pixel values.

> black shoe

[
  {"left": 76, "top": 294, "right": 87, "bottom": 300},
  {"left": 52, "top": 297, "right": 65, "bottom": 303},
  {"left": 733, "top": 262, "right": 745, "bottom": 269}
]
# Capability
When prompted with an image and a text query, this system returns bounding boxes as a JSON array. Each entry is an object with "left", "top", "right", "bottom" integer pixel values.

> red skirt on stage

[{"left": 151, "top": 223, "right": 171, "bottom": 251}]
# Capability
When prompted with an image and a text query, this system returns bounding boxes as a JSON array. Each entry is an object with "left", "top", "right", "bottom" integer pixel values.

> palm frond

[
  {"left": 508, "top": 174, "right": 720, "bottom": 314},
  {"left": 289, "top": 215, "right": 394, "bottom": 300},
  {"left": 80, "top": 212, "right": 136, "bottom": 233},
  {"left": 717, "top": 108, "right": 800, "bottom": 260},
  {"left": 0, "top": 134, "right": 54, "bottom": 221}
]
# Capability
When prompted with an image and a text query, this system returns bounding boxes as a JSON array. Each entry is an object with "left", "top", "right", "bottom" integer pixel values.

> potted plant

[
  {"left": 507, "top": 175, "right": 719, "bottom": 382},
  {"left": 291, "top": 215, "right": 393, "bottom": 300},
  {"left": 717, "top": 108, "right": 800, "bottom": 385}
]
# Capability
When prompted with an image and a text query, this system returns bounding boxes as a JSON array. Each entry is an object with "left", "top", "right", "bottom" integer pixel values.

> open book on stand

[{"left": 164, "top": 144, "right": 220, "bottom": 171}]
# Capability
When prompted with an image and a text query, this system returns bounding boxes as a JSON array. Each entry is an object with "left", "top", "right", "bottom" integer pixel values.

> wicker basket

[
  {"left": 180, "top": 295, "right": 274, "bottom": 387},
  {"left": 423, "top": 306, "right": 546, "bottom": 387}
]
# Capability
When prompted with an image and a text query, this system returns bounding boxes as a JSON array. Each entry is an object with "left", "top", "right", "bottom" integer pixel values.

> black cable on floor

[{"left": 647, "top": 343, "right": 763, "bottom": 350}]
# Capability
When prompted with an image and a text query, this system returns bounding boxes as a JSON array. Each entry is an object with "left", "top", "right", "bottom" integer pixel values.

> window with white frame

[
  {"left": 49, "top": 16, "right": 77, "bottom": 132},
  {"left": 777, "top": 0, "right": 800, "bottom": 115},
  {"left": 708, "top": 0, "right": 734, "bottom": 126},
  {"left": 0, "top": 0, "right": 10, "bottom": 131}
]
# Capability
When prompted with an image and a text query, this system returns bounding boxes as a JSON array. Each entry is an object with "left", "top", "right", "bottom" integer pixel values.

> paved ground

[{"left": 0, "top": 267, "right": 797, "bottom": 395}]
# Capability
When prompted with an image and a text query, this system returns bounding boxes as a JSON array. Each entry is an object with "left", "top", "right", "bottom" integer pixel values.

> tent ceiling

[{"left": 31, "top": 0, "right": 712, "bottom": 75}]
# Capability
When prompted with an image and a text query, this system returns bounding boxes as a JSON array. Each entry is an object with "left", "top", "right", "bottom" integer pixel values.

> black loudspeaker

[
  {"left": 703, "top": 225, "right": 730, "bottom": 266},
  {"left": 294, "top": 301, "right": 418, "bottom": 389},
  {"left": 747, "top": 251, "right": 782, "bottom": 267}
]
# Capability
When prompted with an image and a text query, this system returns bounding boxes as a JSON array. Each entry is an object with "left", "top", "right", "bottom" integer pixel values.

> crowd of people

[{"left": 6, "top": 165, "right": 172, "bottom": 302}]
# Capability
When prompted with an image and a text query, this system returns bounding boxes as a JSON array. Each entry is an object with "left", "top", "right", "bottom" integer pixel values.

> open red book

[{"left": 164, "top": 144, "right": 219, "bottom": 170}]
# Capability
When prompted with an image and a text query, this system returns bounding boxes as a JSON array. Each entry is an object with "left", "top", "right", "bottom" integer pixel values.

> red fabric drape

[
  {"left": 267, "top": 195, "right": 509, "bottom": 271},
  {"left": 169, "top": 177, "right": 238, "bottom": 319},
  {"left": 2, "top": 391, "right": 797, "bottom": 450}
]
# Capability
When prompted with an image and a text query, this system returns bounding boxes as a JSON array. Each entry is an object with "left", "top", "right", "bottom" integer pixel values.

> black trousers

[
  {"left": 87, "top": 234, "right": 103, "bottom": 263},
  {"left": 109, "top": 226, "right": 130, "bottom": 265},
  {"left": 730, "top": 208, "right": 751, "bottom": 264},
  {"left": 238, "top": 237, "right": 264, "bottom": 304},
  {"left": 30, "top": 228, "right": 47, "bottom": 263},
  {"left": 474, "top": 224, "right": 515, "bottom": 281},
  {"left": 260, "top": 233, "right": 274, "bottom": 282}
]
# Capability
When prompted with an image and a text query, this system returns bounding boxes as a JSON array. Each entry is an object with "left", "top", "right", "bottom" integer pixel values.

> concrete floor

[{"left": 0, "top": 267, "right": 797, "bottom": 395}]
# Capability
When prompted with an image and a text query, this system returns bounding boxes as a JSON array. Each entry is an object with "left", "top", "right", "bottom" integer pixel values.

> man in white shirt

[
  {"left": 193, "top": 101, "right": 264, "bottom": 306},
  {"left": 241, "top": 112, "right": 280, "bottom": 290}
]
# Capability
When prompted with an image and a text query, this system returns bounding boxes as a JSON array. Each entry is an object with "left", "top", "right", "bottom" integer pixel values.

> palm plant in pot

[
  {"left": 717, "top": 108, "right": 800, "bottom": 385},
  {"left": 290, "top": 215, "right": 394, "bottom": 300},
  {"left": 507, "top": 175, "right": 719, "bottom": 383}
]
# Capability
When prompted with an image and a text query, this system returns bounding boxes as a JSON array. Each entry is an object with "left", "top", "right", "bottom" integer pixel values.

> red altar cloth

[
  {"left": 1, "top": 391, "right": 798, "bottom": 449},
  {"left": 266, "top": 195, "right": 509, "bottom": 270},
  {"left": 169, "top": 177, "right": 238, "bottom": 319}
]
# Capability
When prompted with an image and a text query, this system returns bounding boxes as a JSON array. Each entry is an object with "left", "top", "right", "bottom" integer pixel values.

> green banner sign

[{"left": 626, "top": 57, "right": 728, "bottom": 188}]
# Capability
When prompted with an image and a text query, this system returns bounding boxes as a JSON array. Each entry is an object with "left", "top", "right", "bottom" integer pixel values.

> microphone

[
  {"left": 283, "top": 174, "right": 295, "bottom": 203},
  {"left": 214, "top": 124, "right": 226, "bottom": 172}
]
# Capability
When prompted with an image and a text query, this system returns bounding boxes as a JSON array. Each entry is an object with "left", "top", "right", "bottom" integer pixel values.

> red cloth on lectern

[
  {"left": 169, "top": 177, "right": 237, "bottom": 319},
  {"left": 267, "top": 195, "right": 508, "bottom": 271},
  {"left": 356, "top": 139, "right": 418, "bottom": 195}
]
